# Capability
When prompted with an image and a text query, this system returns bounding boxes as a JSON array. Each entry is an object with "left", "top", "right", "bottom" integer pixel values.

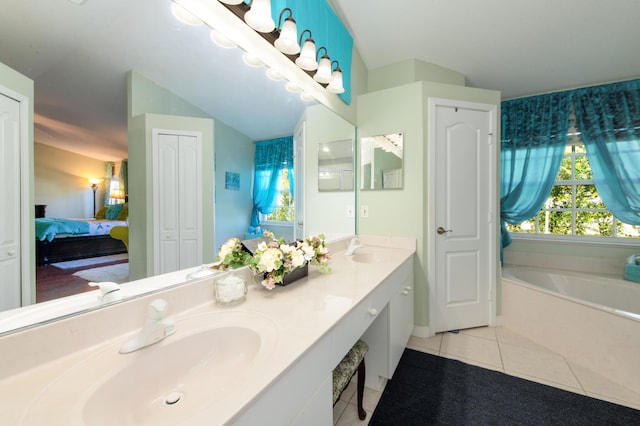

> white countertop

[{"left": 0, "top": 236, "right": 415, "bottom": 425}]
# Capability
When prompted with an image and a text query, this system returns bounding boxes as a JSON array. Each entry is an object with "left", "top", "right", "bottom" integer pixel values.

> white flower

[
  {"left": 258, "top": 247, "right": 283, "bottom": 272},
  {"left": 289, "top": 248, "right": 306, "bottom": 268},
  {"left": 299, "top": 241, "right": 315, "bottom": 261}
]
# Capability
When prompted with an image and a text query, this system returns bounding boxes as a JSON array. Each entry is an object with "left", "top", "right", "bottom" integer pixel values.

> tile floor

[{"left": 333, "top": 326, "right": 640, "bottom": 425}]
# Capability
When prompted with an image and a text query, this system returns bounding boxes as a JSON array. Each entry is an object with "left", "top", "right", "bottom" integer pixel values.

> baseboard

[{"left": 411, "top": 325, "right": 432, "bottom": 338}]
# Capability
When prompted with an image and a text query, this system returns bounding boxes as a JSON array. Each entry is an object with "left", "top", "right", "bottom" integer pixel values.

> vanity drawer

[{"left": 331, "top": 280, "right": 390, "bottom": 368}]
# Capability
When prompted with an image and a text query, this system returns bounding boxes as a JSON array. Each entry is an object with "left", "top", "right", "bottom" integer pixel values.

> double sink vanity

[{"left": 0, "top": 235, "right": 415, "bottom": 425}]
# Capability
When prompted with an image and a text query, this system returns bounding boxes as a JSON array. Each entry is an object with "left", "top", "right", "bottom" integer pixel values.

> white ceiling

[{"left": 1, "top": 0, "right": 639, "bottom": 162}]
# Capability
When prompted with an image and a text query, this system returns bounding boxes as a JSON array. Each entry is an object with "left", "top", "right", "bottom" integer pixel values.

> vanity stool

[{"left": 333, "top": 339, "right": 368, "bottom": 420}]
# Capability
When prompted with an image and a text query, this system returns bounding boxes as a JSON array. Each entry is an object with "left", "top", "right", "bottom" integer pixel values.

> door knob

[{"left": 437, "top": 227, "right": 453, "bottom": 235}]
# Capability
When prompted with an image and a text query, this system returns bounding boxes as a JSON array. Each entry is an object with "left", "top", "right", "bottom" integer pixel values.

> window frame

[
  {"left": 508, "top": 141, "right": 640, "bottom": 246},
  {"left": 260, "top": 168, "right": 294, "bottom": 225}
]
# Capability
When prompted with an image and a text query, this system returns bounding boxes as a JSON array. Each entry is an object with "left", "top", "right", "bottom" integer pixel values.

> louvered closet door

[{"left": 154, "top": 131, "right": 202, "bottom": 275}]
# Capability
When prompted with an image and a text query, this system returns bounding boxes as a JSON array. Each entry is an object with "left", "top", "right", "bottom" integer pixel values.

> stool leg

[{"left": 356, "top": 359, "right": 366, "bottom": 420}]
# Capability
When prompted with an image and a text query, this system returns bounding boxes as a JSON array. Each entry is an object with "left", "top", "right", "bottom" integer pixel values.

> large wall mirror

[
  {"left": 0, "top": 0, "right": 356, "bottom": 335},
  {"left": 318, "top": 139, "right": 354, "bottom": 192},
  {"left": 360, "top": 132, "right": 404, "bottom": 190}
]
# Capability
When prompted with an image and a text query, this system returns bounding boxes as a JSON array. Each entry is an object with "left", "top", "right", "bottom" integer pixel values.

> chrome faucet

[
  {"left": 119, "top": 299, "right": 176, "bottom": 354},
  {"left": 345, "top": 237, "right": 364, "bottom": 256}
]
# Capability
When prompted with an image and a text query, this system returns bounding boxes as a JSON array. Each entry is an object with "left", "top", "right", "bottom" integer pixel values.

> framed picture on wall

[{"left": 225, "top": 171, "right": 240, "bottom": 190}]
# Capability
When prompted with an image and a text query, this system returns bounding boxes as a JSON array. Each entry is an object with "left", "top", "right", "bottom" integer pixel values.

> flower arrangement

[
  {"left": 214, "top": 232, "right": 331, "bottom": 290},
  {"left": 250, "top": 232, "right": 331, "bottom": 290},
  {"left": 213, "top": 237, "right": 251, "bottom": 270}
]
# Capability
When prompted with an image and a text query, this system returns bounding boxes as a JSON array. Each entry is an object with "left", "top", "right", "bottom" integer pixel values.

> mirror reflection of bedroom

[{"left": 35, "top": 157, "right": 130, "bottom": 303}]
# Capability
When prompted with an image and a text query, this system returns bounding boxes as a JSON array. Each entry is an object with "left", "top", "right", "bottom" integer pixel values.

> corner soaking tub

[{"left": 501, "top": 265, "right": 640, "bottom": 395}]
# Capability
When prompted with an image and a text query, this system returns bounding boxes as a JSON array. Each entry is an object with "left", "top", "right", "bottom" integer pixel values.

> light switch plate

[
  {"left": 361, "top": 205, "right": 369, "bottom": 218},
  {"left": 346, "top": 205, "right": 354, "bottom": 218}
]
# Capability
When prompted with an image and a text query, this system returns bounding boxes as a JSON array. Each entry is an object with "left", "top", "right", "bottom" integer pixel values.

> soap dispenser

[{"left": 88, "top": 281, "right": 123, "bottom": 304}]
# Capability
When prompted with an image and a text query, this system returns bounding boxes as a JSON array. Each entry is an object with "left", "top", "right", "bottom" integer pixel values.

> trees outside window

[
  {"left": 264, "top": 168, "right": 294, "bottom": 223},
  {"left": 508, "top": 143, "right": 640, "bottom": 239}
]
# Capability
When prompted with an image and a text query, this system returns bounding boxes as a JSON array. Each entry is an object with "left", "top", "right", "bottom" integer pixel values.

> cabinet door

[
  {"left": 0, "top": 93, "right": 21, "bottom": 311},
  {"left": 389, "top": 262, "right": 414, "bottom": 375}
]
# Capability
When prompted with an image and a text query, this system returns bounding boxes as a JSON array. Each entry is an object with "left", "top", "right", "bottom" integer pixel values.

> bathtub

[{"left": 501, "top": 265, "right": 640, "bottom": 396}]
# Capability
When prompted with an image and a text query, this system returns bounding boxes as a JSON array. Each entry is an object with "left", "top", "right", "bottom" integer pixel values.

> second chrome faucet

[
  {"left": 345, "top": 237, "right": 364, "bottom": 256},
  {"left": 120, "top": 299, "right": 176, "bottom": 354}
]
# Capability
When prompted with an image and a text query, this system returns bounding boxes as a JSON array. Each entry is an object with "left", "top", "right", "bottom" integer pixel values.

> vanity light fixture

[
  {"left": 301, "top": 91, "right": 315, "bottom": 101},
  {"left": 295, "top": 30, "right": 318, "bottom": 71},
  {"left": 274, "top": 8, "right": 300, "bottom": 55},
  {"left": 210, "top": 29, "right": 237, "bottom": 48},
  {"left": 327, "top": 60, "right": 345, "bottom": 94},
  {"left": 244, "top": 0, "right": 276, "bottom": 33},
  {"left": 242, "top": 52, "right": 265, "bottom": 67},
  {"left": 171, "top": 2, "right": 204, "bottom": 25},
  {"left": 313, "top": 47, "right": 332, "bottom": 84},
  {"left": 286, "top": 81, "right": 302, "bottom": 92},
  {"left": 172, "top": 0, "right": 343, "bottom": 107},
  {"left": 266, "top": 68, "right": 285, "bottom": 81}
]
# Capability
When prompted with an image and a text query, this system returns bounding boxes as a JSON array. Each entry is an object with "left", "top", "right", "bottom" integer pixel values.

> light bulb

[
  {"left": 171, "top": 2, "right": 203, "bottom": 26},
  {"left": 295, "top": 40, "right": 318, "bottom": 71},
  {"left": 314, "top": 55, "right": 332, "bottom": 84},
  {"left": 328, "top": 69, "right": 345, "bottom": 94},
  {"left": 274, "top": 18, "right": 300, "bottom": 55},
  {"left": 244, "top": 0, "right": 275, "bottom": 33}
]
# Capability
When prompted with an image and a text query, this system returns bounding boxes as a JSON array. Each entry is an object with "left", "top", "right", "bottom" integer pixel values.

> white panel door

[
  {"left": 0, "top": 93, "right": 21, "bottom": 311},
  {"left": 154, "top": 131, "right": 202, "bottom": 275},
  {"left": 430, "top": 99, "right": 496, "bottom": 333}
]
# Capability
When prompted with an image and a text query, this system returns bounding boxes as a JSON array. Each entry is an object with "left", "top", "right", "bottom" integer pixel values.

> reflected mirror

[
  {"left": 360, "top": 132, "right": 404, "bottom": 190},
  {"left": 0, "top": 0, "right": 356, "bottom": 335},
  {"left": 318, "top": 139, "right": 354, "bottom": 192}
]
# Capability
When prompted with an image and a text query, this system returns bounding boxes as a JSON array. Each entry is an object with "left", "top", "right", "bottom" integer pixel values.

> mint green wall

[
  {"left": 357, "top": 76, "right": 500, "bottom": 329},
  {"left": 0, "top": 61, "right": 35, "bottom": 301},
  {"left": 213, "top": 124, "right": 254, "bottom": 254},
  {"left": 304, "top": 104, "right": 356, "bottom": 238},
  {"left": 358, "top": 82, "right": 427, "bottom": 325},
  {"left": 368, "top": 59, "right": 466, "bottom": 93},
  {"left": 129, "top": 71, "right": 211, "bottom": 119}
]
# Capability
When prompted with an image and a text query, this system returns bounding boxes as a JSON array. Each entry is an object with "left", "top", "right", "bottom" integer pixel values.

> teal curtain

[
  {"left": 251, "top": 136, "right": 294, "bottom": 226},
  {"left": 500, "top": 93, "right": 573, "bottom": 249},
  {"left": 573, "top": 79, "right": 640, "bottom": 225},
  {"left": 271, "top": 0, "right": 353, "bottom": 104},
  {"left": 119, "top": 159, "right": 128, "bottom": 200}
]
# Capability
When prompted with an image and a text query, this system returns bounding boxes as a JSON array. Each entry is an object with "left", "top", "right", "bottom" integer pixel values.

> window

[
  {"left": 263, "top": 168, "right": 294, "bottom": 223},
  {"left": 508, "top": 142, "right": 640, "bottom": 241}
]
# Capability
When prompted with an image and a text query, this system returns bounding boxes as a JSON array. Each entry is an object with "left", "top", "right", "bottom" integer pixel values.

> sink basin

[
  {"left": 21, "top": 310, "right": 278, "bottom": 425},
  {"left": 351, "top": 249, "right": 386, "bottom": 264}
]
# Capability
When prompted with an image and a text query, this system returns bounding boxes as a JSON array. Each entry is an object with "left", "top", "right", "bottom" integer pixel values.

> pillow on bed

[
  {"left": 105, "top": 203, "right": 125, "bottom": 220},
  {"left": 95, "top": 206, "right": 108, "bottom": 220},
  {"left": 117, "top": 203, "right": 129, "bottom": 221}
]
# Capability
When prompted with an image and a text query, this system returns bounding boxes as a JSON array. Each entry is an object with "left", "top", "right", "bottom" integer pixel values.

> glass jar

[{"left": 214, "top": 271, "right": 247, "bottom": 304}]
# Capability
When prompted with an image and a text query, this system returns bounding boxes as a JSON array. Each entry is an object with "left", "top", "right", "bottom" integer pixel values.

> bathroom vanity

[{"left": 0, "top": 236, "right": 414, "bottom": 425}]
